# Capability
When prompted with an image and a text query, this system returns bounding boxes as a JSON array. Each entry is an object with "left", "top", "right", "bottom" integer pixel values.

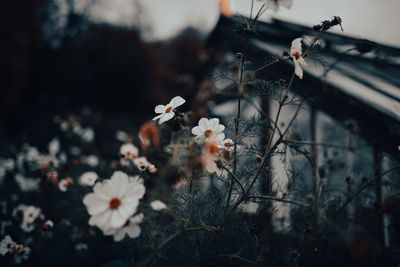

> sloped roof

[{"left": 207, "top": 15, "right": 400, "bottom": 157}]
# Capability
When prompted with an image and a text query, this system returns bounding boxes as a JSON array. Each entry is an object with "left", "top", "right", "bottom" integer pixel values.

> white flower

[
  {"left": 48, "top": 137, "right": 60, "bottom": 155},
  {"left": 13, "top": 205, "right": 42, "bottom": 232},
  {"left": 58, "top": 178, "right": 73, "bottom": 192},
  {"left": 111, "top": 213, "right": 144, "bottom": 242},
  {"left": 258, "top": 0, "right": 293, "bottom": 13},
  {"left": 216, "top": 133, "right": 234, "bottom": 151},
  {"left": 79, "top": 171, "right": 99, "bottom": 186},
  {"left": 115, "top": 130, "right": 129, "bottom": 142},
  {"left": 120, "top": 143, "right": 139, "bottom": 160},
  {"left": 15, "top": 174, "right": 40, "bottom": 192},
  {"left": 191, "top": 118, "right": 225, "bottom": 140},
  {"left": 0, "top": 235, "right": 15, "bottom": 256},
  {"left": 80, "top": 127, "right": 95, "bottom": 143},
  {"left": 83, "top": 171, "right": 145, "bottom": 232},
  {"left": 153, "top": 96, "right": 185, "bottom": 125},
  {"left": 81, "top": 154, "right": 99, "bottom": 167},
  {"left": 150, "top": 200, "right": 167, "bottom": 211},
  {"left": 290, "top": 38, "right": 307, "bottom": 79}
]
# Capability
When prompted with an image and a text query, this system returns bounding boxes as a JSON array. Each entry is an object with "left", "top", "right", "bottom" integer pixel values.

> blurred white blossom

[{"left": 79, "top": 171, "right": 99, "bottom": 186}]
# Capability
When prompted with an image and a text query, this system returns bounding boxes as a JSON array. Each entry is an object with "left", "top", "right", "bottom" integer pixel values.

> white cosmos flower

[
  {"left": 153, "top": 96, "right": 185, "bottom": 125},
  {"left": 79, "top": 171, "right": 99, "bottom": 186},
  {"left": 290, "top": 38, "right": 307, "bottom": 79},
  {"left": 110, "top": 213, "right": 144, "bottom": 242},
  {"left": 83, "top": 171, "right": 145, "bottom": 232},
  {"left": 216, "top": 134, "right": 234, "bottom": 151},
  {"left": 258, "top": 0, "right": 293, "bottom": 13},
  {"left": 191, "top": 118, "right": 225, "bottom": 140}
]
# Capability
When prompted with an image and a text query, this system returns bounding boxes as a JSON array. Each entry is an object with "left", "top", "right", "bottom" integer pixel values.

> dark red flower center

[{"left": 109, "top": 197, "right": 121, "bottom": 210}]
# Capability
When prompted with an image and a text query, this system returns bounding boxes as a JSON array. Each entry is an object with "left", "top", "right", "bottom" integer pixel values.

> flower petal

[
  {"left": 83, "top": 194, "right": 108, "bottom": 215},
  {"left": 214, "top": 124, "right": 225, "bottom": 134},
  {"left": 110, "top": 171, "right": 130, "bottom": 197},
  {"left": 294, "top": 62, "right": 303, "bottom": 79},
  {"left": 110, "top": 210, "right": 126, "bottom": 229},
  {"left": 170, "top": 96, "right": 186, "bottom": 108},
  {"left": 126, "top": 224, "right": 141, "bottom": 238},
  {"left": 291, "top": 38, "right": 303, "bottom": 54},
  {"left": 152, "top": 114, "right": 163, "bottom": 121},
  {"left": 113, "top": 228, "right": 126, "bottom": 242},
  {"left": 198, "top": 118, "right": 209, "bottom": 130},
  {"left": 158, "top": 112, "right": 175, "bottom": 124},
  {"left": 191, "top": 126, "right": 203, "bottom": 136},
  {"left": 89, "top": 210, "right": 112, "bottom": 229},
  {"left": 209, "top": 118, "right": 220, "bottom": 128},
  {"left": 154, "top": 105, "right": 165, "bottom": 113}
]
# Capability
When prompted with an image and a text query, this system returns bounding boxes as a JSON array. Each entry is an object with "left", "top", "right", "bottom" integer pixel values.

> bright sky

[{"left": 86, "top": 0, "right": 400, "bottom": 47}]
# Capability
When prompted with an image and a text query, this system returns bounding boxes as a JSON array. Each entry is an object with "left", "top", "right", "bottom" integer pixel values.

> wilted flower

[
  {"left": 109, "top": 213, "right": 144, "bottom": 242},
  {"left": 258, "top": 0, "right": 293, "bottom": 13},
  {"left": 58, "top": 178, "right": 74, "bottom": 192},
  {"left": 153, "top": 96, "right": 186, "bottom": 125},
  {"left": 79, "top": 171, "right": 99, "bottom": 186},
  {"left": 150, "top": 200, "right": 167, "bottom": 211},
  {"left": 83, "top": 171, "right": 145, "bottom": 233},
  {"left": 191, "top": 118, "right": 225, "bottom": 140},
  {"left": 138, "top": 122, "right": 160, "bottom": 152},
  {"left": 290, "top": 38, "right": 307, "bottom": 79}
]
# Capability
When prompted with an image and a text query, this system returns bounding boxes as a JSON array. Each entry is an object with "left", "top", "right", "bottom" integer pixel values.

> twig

[{"left": 247, "top": 195, "right": 309, "bottom": 207}]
